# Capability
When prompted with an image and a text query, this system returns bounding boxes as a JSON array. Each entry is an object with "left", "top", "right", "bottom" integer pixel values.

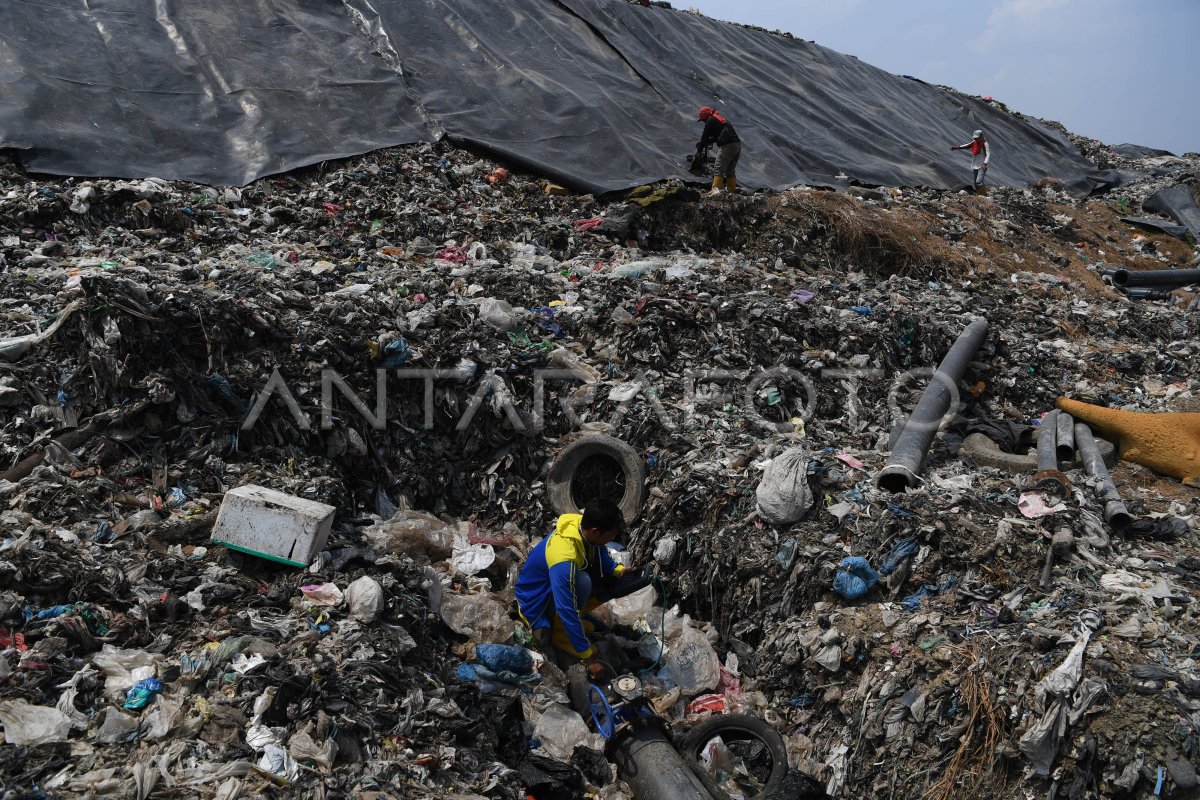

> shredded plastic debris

[{"left": 0, "top": 119, "right": 1198, "bottom": 799}]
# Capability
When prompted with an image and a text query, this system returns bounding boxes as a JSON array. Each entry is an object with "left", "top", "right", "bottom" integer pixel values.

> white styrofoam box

[{"left": 211, "top": 484, "right": 335, "bottom": 567}]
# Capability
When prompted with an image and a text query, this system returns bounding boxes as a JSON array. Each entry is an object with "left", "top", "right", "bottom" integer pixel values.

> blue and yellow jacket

[{"left": 514, "top": 513, "right": 625, "bottom": 658}]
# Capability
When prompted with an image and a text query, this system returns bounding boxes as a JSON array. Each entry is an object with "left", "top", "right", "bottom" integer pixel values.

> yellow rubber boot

[
  {"left": 1057, "top": 396, "right": 1200, "bottom": 485},
  {"left": 726, "top": 176, "right": 737, "bottom": 193},
  {"left": 710, "top": 176, "right": 725, "bottom": 194}
]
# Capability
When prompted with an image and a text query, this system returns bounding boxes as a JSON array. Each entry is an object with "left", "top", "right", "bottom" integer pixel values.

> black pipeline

[
  {"left": 1120, "top": 287, "right": 1175, "bottom": 301},
  {"left": 1075, "top": 423, "right": 1132, "bottom": 530},
  {"left": 876, "top": 319, "right": 988, "bottom": 493},
  {"left": 1112, "top": 267, "right": 1200, "bottom": 288},
  {"left": 611, "top": 724, "right": 713, "bottom": 800}
]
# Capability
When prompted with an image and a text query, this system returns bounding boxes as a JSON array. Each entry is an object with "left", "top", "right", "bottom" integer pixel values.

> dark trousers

[{"left": 715, "top": 141, "right": 741, "bottom": 179}]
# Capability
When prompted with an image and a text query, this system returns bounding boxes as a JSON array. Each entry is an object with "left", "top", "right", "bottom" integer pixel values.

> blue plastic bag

[
  {"left": 902, "top": 585, "right": 938, "bottom": 611},
  {"left": 879, "top": 537, "right": 919, "bottom": 576},
  {"left": 205, "top": 374, "right": 250, "bottom": 413},
  {"left": 457, "top": 651, "right": 539, "bottom": 690},
  {"left": 30, "top": 604, "right": 75, "bottom": 622},
  {"left": 380, "top": 337, "right": 412, "bottom": 368},
  {"left": 475, "top": 644, "right": 533, "bottom": 676},
  {"left": 832, "top": 556, "right": 879, "bottom": 599},
  {"left": 124, "top": 678, "right": 164, "bottom": 710}
]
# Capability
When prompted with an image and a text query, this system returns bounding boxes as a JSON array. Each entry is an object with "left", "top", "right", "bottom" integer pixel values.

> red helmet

[{"left": 697, "top": 106, "right": 715, "bottom": 121}]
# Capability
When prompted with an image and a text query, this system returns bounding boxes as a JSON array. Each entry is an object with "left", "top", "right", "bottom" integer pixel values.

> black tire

[
  {"left": 547, "top": 434, "right": 647, "bottom": 525},
  {"left": 678, "top": 713, "right": 789, "bottom": 800},
  {"left": 960, "top": 430, "right": 1116, "bottom": 475}
]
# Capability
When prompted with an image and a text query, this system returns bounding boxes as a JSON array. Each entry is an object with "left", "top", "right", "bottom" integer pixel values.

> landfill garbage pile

[{"left": 0, "top": 131, "right": 1199, "bottom": 800}]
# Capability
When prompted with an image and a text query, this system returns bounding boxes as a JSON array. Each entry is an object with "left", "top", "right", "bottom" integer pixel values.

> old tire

[
  {"left": 678, "top": 713, "right": 789, "bottom": 800},
  {"left": 961, "top": 430, "right": 1116, "bottom": 475},
  {"left": 547, "top": 434, "right": 647, "bottom": 525}
]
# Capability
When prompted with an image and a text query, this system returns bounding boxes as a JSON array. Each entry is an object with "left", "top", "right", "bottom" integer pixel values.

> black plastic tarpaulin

[
  {"left": 0, "top": 0, "right": 434, "bottom": 186},
  {"left": 1142, "top": 185, "right": 1200, "bottom": 242},
  {"left": 1110, "top": 143, "right": 1176, "bottom": 159},
  {"left": 1120, "top": 216, "right": 1189, "bottom": 239},
  {"left": 1, "top": 0, "right": 1113, "bottom": 193}
]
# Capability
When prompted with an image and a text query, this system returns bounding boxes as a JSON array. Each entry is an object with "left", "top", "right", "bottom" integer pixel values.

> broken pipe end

[
  {"left": 1105, "top": 502, "right": 1133, "bottom": 531},
  {"left": 876, "top": 464, "right": 918, "bottom": 494}
]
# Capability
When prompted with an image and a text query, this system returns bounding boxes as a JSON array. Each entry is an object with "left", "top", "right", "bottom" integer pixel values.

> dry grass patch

[
  {"left": 772, "top": 190, "right": 974, "bottom": 277},
  {"left": 925, "top": 647, "right": 1011, "bottom": 800}
]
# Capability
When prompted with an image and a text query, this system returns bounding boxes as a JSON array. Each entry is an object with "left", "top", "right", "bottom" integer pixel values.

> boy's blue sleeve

[
  {"left": 549, "top": 561, "right": 593, "bottom": 657},
  {"left": 598, "top": 545, "right": 625, "bottom": 578}
]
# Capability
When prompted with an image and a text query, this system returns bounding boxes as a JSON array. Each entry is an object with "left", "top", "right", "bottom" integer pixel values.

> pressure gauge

[{"left": 612, "top": 674, "right": 643, "bottom": 701}]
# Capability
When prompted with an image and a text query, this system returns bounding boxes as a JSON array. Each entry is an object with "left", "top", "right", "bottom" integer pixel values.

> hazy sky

[{"left": 684, "top": 0, "right": 1198, "bottom": 155}]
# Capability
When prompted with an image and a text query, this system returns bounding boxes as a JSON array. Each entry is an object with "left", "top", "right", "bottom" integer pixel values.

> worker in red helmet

[
  {"left": 696, "top": 106, "right": 741, "bottom": 194},
  {"left": 950, "top": 129, "right": 990, "bottom": 189}
]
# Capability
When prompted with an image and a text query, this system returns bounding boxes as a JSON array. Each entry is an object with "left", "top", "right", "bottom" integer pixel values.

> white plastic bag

[
  {"left": 0, "top": 699, "right": 73, "bottom": 745},
  {"left": 479, "top": 297, "right": 521, "bottom": 331},
  {"left": 257, "top": 743, "right": 300, "bottom": 783},
  {"left": 44, "top": 767, "right": 121, "bottom": 794},
  {"left": 143, "top": 696, "right": 184, "bottom": 741},
  {"left": 653, "top": 536, "right": 678, "bottom": 564},
  {"left": 665, "top": 625, "right": 721, "bottom": 696},
  {"left": 95, "top": 707, "right": 139, "bottom": 744},
  {"left": 609, "top": 259, "right": 665, "bottom": 279},
  {"left": 607, "top": 585, "right": 657, "bottom": 625},
  {"left": 365, "top": 511, "right": 453, "bottom": 560},
  {"left": 300, "top": 583, "right": 343, "bottom": 607},
  {"left": 647, "top": 605, "right": 690, "bottom": 642},
  {"left": 439, "top": 592, "right": 515, "bottom": 643},
  {"left": 450, "top": 543, "right": 496, "bottom": 576},
  {"left": 532, "top": 704, "right": 594, "bottom": 762},
  {"left": 345, "top": 576, "right": 385, "bottom": 622},
  {"left": 637, "top": 633, "right": 664, "bottom": 663},
  {"left": 92, "top": 645, "right": 165, "bottom": 700},
  {"left": 289, "top": 726, "right": 338, "bottom": 769},
  {"left": 755, "top": 448, "right": 814, "bottom": 525},
  {"left": 55, "top": 664, "right": 94, "bottom": 730}
]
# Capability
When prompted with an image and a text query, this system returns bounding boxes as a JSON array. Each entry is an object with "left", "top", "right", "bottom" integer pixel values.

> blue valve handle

[{"left": 588, "top": 683, "right": 617, "bottom": 739}]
